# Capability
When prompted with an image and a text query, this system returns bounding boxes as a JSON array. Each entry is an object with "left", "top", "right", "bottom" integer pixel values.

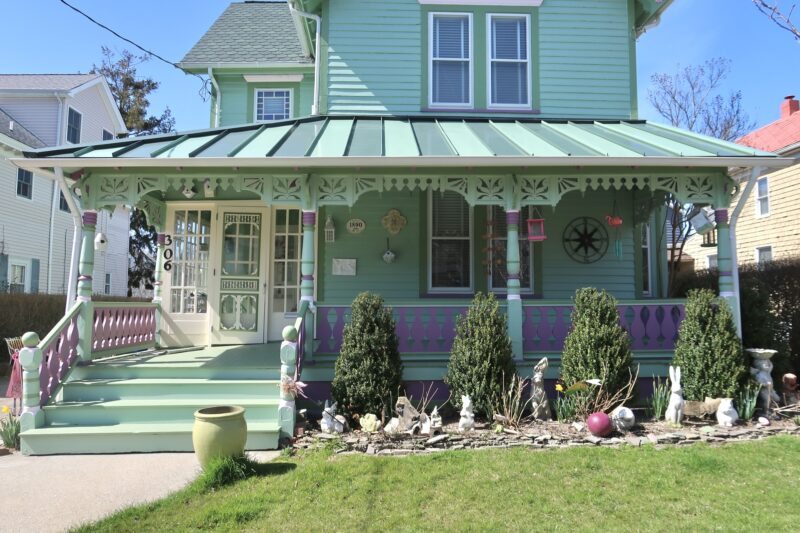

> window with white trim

[
  {"left": 641, "top": 224, "right": 652, "bottom": 296},
  {"left": 487, "top": 206, "right": 532, "bottom": 291},
  {"left": 756, "top": 177, "right": 769, "bottom": 217},
  {"left": 430, "top": 191, "right": 472, "bottom": 290},
  {"left": 16, "top": 169, "right": 32, "bottom": 199},
  {"left": 707, "top": 254, "right": 718, "bottom": 269},
  {"left": 756, "top": 246, "right": 773, "bottom": 264},
  {"left": 104, "top": 273, "right": 111, "bottom": 295},
  {"left": 9, "top": 263, "right": 26, "bottom": 293},
  {"left": 430, "top": 13, "right": 472, "bottom": 107},
  {"left": 170, "top": 209, "right": 211, "bottom": 314},
  {"left": 67, "top": 107, "right": 81, "bottom": 144},
  {"left": 102, "top": 129, "right": 114, "bottom": 141},
  {"left": 488, "top": 14, "right": 530, "bottom": 108},
  {"left": 59, "top": 191, "right": 70, "bottom": 212},
  {"left": 254, "top": 89, "right": 292, "bottom": 121}
]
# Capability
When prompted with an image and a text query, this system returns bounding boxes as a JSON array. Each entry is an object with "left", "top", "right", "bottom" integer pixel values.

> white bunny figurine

[
  {"left": 458, "top": 395, "right": 475, "bottom": 433},
  {"left": 530, "top": 358, "right": 552, "bottom": 421},
  {"left": 320, "top": 400, "right": 344, "bottom": 434},
  {"left": 716, "top": 398, "right": 739, "bottom": 427},
  {"left": 665, "top": 366, "right": 684, "bottom": 425}
]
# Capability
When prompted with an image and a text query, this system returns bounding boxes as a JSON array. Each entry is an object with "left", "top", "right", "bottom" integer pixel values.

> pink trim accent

[
  {"left": 505, "top": 210, "right": 520, "bottom": 225},
  {"left": 91, "top": 305, "right": 157, "bottom": 355},
  {"left": 715, "top": 209, "right": 729, "bottom": 225},
  {"left": 82, "top": 211, "right": 98, "bottom": 226},
  {"left": 39, "top": 314, "right": 80, "bottom": 405},
  {"left": 302, "top": 211, "right": 317, "bottom": 225},
  {"left": 157, "top": 233, "right": 166, "bottom": 245}
]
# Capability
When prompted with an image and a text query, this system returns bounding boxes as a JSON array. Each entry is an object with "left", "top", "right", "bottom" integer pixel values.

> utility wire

[{"left": 59, "top": 0, "right": 210, "bottom": 99}]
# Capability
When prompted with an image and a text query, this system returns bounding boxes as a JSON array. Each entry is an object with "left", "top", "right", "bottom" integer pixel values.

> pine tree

[
  {"left": 331, "top": 292, "right": 402, "bottom": 419},
  {"left": 673, "top": 289, "right": 746, "bottom": 400},
  {"left": 445, "top": 292, "right": 516, "bottom": 417},
  {"left": 561, "top": 288, "right": 633, "bottom": 395}
]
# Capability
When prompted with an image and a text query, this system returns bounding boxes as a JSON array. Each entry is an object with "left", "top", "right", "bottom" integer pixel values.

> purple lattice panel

[
  {"left": 39, "top": 314, "right": 80, "bottom": 405},
  {"left": 92, "top": 305, "right": 156, "bottom": 355}
]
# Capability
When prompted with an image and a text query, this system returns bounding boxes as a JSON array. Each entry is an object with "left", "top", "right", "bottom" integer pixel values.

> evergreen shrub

[
  {"left": 560, "top": 288, "right": 633, "bottom": 396},
  {"left": 672, "top": 289, "right": 747, "bottom": 400},
  {"left": 331, "top": 292, "right": 402, "bottom": 419},
  {"left": 444, "top": 292, "right": 516, "bottom": 416}
]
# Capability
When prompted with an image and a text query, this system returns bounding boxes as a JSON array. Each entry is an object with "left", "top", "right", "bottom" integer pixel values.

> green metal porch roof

[{"left": 17, "top": 116, "right": 790, "bottom": 174}]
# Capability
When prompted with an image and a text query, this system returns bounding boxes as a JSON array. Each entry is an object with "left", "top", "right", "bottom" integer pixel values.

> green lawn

[{"left": 79, "top": 437, "right": 800, "bottom": 532}]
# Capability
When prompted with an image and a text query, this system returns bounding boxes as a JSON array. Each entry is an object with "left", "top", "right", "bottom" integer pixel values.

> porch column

[
  {"left": 77, "top": 211, "right": 97, "bottom": 362},
  {"left": 715, "top": 209, "right": 741, "bottom": 336},
  {"left": 300, "top": 210, "right": 316, "bottom": 360},
  {"left": 505, "top": 210, "right": 524, "bottom": 361},
  {"left": 152, "top": 233, "right": 166, "bottom": 347}
]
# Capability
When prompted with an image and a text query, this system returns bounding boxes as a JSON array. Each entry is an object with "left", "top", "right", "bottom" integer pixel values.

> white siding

[
  {"left": 65, "top": 84, "right": 121, "bottom": 143},
  {"left": 0, "top": 96, "right": 61, "bottom": 145}
]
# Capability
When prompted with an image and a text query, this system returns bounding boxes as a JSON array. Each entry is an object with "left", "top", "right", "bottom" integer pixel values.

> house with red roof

[{"left": 684, "top": 95, "right": 800, "bottom": 270}]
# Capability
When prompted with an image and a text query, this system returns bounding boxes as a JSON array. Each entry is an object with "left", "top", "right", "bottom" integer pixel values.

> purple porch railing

[
  {"left": 39, "top": 302, "right": 82, "bottom": 405},
  {"left": 316, "top": 301, "right": 685, "bottom": 355},
  {"left": 92, "top": 303, "right": 157, "bottom": 356}
]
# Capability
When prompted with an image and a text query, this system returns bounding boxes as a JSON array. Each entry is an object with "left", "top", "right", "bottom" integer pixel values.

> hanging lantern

[
  {"left": 527, "top": 207, "right": 547, "bottom": 242},
  {"left": 325, "top": 215, "right": 336, "bottom": 243},
  {"left": 701, "top": 229, "right": 718, "bottom": 248}
]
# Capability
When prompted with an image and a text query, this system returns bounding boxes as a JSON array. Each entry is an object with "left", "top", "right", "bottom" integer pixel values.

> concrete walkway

[{"left": 0, "top": 449, "right": 279, "bottom": 532}]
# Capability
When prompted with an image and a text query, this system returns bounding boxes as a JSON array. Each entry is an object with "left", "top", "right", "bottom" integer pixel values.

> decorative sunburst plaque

[{"left": 562, "top": 217, "right": 609, "bottom": 264}]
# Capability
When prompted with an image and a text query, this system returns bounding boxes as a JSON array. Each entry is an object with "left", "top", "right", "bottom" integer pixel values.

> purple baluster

[
  {"left": 315, "top": 307, "right": 332, "bottom": 353},
  {"left": 425, "top": 307, "right": 441, "bottom": 352}
]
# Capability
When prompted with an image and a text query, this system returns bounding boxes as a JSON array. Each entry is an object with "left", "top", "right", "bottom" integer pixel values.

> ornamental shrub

[
  {"left": 561, "top": 288, "right": 633, "bottom": 396},
  {"left": 444, "top": 292, "right": 516, "bottom": 417},
  {"left": 672, "top": 289, "right": 747, "bottom": 401},
  {"left": 331, "top": 292, "right": 402, "bottom": 420}
]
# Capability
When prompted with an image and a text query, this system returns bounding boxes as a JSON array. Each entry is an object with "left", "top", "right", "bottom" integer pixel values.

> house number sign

[
  {"left": 346, "top": 218, "right": 366, "bottom": 234},
  {"left": 162, "top": 235, "right": 174, "bottom": 271}
]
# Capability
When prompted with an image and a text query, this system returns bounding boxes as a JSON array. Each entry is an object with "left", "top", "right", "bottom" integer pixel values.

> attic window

[{"left": 254, "top": 89, "right": 292, "bottom": 122}]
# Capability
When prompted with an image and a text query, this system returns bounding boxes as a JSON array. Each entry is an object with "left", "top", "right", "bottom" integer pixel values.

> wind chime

[{"left": 605, "top": 200, "right": 623, "bottom": 259}]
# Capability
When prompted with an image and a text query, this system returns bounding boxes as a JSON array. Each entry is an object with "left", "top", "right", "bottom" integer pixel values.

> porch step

[
  {"left": 70, "top": 362, "right": 280, "bottom": 381},
  {"left": 43, "top": 398, "right": 280, "bottom": 426},
  {"left": 62, "top": 378, "right": 280, "bottom": 402},
  {"left": 19, "top": 421, "right": 280, "bottom": 455}
]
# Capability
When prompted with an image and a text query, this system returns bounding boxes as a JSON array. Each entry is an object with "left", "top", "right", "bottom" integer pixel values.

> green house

[{"left": 12, "top": 0, "right": 790, "bottom": 454}]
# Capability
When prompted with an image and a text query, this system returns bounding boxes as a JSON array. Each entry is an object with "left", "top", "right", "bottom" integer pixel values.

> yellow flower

[
  {"left": 1, "top": 405, "right": 10, "bottom": 414},
  {"left": 555, "top": 384, "right": 564, "bottom": 392}
]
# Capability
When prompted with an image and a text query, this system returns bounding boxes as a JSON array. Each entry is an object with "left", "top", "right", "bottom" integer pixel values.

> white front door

[
  {"left": 213, "top": 207, "right": 270, "bottom": 345},
  {"left": 268, "top": 207, "right": 304, "bottom": 341}
]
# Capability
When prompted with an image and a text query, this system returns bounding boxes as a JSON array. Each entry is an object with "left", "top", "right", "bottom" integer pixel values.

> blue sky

[{"left": 2, "top": 0, "right": 799, "bottom": 132}]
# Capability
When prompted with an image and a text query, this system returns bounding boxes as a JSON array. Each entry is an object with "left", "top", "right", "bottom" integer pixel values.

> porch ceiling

[{"left": 14, "top": 116, "right": 791, "bottom": 176}]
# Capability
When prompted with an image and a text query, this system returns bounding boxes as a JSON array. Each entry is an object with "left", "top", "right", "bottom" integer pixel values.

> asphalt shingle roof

[
  {"left": 180, "top": 1, "right": 311, "bottom": 66},
  {"left": 0, "top": 107, "right": 45, "bottom": 148},
  {"left": 0, "top": 74, "right": 99, "bottom": 92}
]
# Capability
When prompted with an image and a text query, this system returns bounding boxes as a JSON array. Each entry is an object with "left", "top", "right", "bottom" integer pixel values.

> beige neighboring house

[
  {"left": 684, "top": 95, "right": 800, "bottom": 270},
  {"left": 0, "top": 74, "right": 129, "bottom": 295}
]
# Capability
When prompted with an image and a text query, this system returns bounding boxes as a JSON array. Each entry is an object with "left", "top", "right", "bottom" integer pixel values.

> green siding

[{"left": 217, "top": 72, "right": 315, "bottom": 127}]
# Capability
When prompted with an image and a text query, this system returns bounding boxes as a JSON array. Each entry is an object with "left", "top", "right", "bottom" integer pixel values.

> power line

[{"left": 58, "top": 0, "right": 210, "bottom": 100}]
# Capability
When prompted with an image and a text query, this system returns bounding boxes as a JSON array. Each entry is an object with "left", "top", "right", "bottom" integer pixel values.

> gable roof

[
  {"left": 0, "top": 107, "right": 45, "bottom": 149},
  {"left": 0, "top": 73, "right": 99, "bottom": 92},
  {"left": 738, "top": 96, "right": 800, "bottom": 155},
  {"left": 180, "top": 1, "right": 311, "bottom": 68}
]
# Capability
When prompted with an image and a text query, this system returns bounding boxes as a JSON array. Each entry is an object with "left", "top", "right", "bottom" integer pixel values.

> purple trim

[
  {"left": 715, "top": 209, "right": 729, "bottom": 225},
  {"left": 719, "top": 271, "right": 733, "bottom": 278},
  {"left": 420, "top": 292, "right": 543, "bottom": 299},
  {"left": 82, "top": 211, "right": 98, "bottom": 226},
  {"left": 157, "top": 233, "right": 166, "bottom": 245},
  {"left": 302, "top": 211, "right": 317, "bottom": 225},
  {"left": 78, "top": 275, "right": 93, "bottom": 282},
  {"left": 505, "top": 210, "right": 520, "bottom": 225},
  {"left": 507, "top": 273, "right": 520, "bottom": 280},
  {"left": 301, "top": 275, "right": 314, "bottom": 281}
]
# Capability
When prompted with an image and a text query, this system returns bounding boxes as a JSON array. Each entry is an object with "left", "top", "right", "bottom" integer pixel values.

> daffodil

[
  {"left": 555, "top": 383, "right": 564, "bottom": 392},
  {"left": 1, "top": 405, "right": 10, "bottom": 414}
]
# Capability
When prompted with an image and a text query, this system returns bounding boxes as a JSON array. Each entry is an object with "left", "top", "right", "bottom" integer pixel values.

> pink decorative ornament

[{"left": 587, "top": 412, "right": 612, "bottom": 437}]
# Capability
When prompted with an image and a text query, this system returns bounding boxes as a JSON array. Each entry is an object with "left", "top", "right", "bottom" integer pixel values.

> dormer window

[
  {"left": 488, "top": 14, "right": 530, "bottom": 109},
  {"left": 429, "top": 13, "right": 473, "bottom": 108},
  {"left": 254, "top": 89, "right": 292, "bottom": 122}
]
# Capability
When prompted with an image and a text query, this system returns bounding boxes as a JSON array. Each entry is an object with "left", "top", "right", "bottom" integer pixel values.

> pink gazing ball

[{"left": 587, "top": 412, "right": 612, "bottom": 437}]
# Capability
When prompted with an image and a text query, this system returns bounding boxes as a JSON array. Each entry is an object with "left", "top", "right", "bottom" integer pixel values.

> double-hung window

[
  {"left": 488, "top": 14, "right": 530, "bottom": 108},
  {"left": 429, "top": 13, "right": 472, "bottom": 108},
  {"left": 16, "top": 169, "right": 33, "bottom": 199},
  {"left": 430, "top": 191, "right": 472, "bottom": 291},
  {"left": 487, "top": 206, "right": 532, "bottom": 292},
  {"left": 756, "top": 246, "right": 773, "bottom": 264},
  {"left": 67, "top": 108, "right": 81, "bottom": 144},
  {"left": 254, "top": 89, "right": 292, "bottom": 122},
  {"left": 756, "top": 177, "right": 769, "bottom": 217}
]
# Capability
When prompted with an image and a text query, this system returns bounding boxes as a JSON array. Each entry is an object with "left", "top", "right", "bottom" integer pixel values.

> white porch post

[
  {"left": 152, "top": 232, "right": 166, "bottom": 347},
  {"left": 76, "top": 211, "right": 97, "bottom": 362},
  {"left": 300, "top": 210, "right": 316, "bottom": 360},
  {"left": 505, "top": 209, "right": 524, "bottom": 361}
]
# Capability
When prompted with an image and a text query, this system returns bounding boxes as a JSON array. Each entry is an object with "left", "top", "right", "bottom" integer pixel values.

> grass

[{"left": 76, "top": 437, "right": 800, "bottom": 532}]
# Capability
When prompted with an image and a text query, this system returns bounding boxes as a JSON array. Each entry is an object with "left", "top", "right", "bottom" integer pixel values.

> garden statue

[
  {"left": 359, "top": 413, "right": 382, "bottom": 433},
  {"left": 530, "top": 358, "right": 552, "bottom": 420},
  {"left": 395, "top": 396, "right": 421, "bottom": 432},
  {"left": 430, "top": 405, "right": 443, "bottom": 434},
  {"left": 384, "top": 417, "right": 401, "bottom": 435},
  {"left": 715, "top": 398, "right": 738, "bottom": 427},
  {"left": 782, "top": 373, "right": 799, "bottom": 405},
  {"left": 665, "top": 366, "right": 684, "bottom": 425},
  {"left": 320, "top": 401, "right": 346, "bottom": 434},
  {"left": 458, "top": 395, "right": 475, "bottom": 433},
  {"left": 748, "top": 349, "right": 780, "bottom": 413},
  {"left": 418, "top": 413, "right": 432, "bottom": 436},
  {"left": 610, "top": 406, "right": 635, "bottom": 432}
]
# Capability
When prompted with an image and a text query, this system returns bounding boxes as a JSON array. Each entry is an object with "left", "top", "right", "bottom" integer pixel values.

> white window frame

[
  {"left": 428, "top": 190, "right": 474, "bottom": 293},
  {"left": 487, "top": 206, "right": 534, "bottom": 293},
  {"left": 102, "top": 129, "right": 114, "bottom": 141},
  {"left": 104, "top": 273, "right": 112, "bottom": 295},
  {"left": 641, "top": 223, "right": 653, "bottom": 296},
  {"left": 58, "top": 191, "right": 70, "bottom": 212},
  {"left": 66, "top": 107, "right": 82, "bottom": 144},
  {"left": 486, "top": 13, "right": 532, "bottom": 110},
  {"left": 8, "top": 257, "right": 31, "bottom": 293},
  {"left": 706, "top": 254, "right": 718, "bottom": 269},
  {"left": 253, "top": 88, "right": 293, "bottom": 122},
  {"left": 428, "top": 12, "right": 474, "bottom": 109},
  {"left": 755, "top": 245, "right": 773, "bottom": 264},
  {"left": 16, "top": 168, "right": 33, "bottom": 200},
  {"left": 755, "top": 177, "right": 770, "bottom": 218}
]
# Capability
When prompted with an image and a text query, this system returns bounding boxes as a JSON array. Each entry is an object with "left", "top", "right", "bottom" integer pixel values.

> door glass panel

[
  {"left": 219, "top": 213, "right": 262, "bottom": 331},
  {"left": 271, "top": 208, "right": 303, "bottom": 316},
  {"left": 170, "top": 209, "right": 211, "bottom": 313}
]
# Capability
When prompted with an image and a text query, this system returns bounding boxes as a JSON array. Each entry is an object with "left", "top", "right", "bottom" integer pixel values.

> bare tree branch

[{"left": 752, "top": 0, "right": 800, "bottom": 41}]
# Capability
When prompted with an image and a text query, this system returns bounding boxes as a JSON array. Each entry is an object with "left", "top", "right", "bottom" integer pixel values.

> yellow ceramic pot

[{"left": 192, "top": 405, "right": 247, "bottom": 468}]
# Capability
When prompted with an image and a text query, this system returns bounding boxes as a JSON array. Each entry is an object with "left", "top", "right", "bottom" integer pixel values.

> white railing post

[
  {"left": 18, "top": 332, "right": 44, "bottom": 432},
  {"left": 279, "top": 325, "right": 299, "bottom": 440}
]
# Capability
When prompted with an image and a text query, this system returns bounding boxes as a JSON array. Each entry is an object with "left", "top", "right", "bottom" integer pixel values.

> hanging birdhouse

[
  {"left": 325, "top": 216, "right": 336, "bottom": 243},
  {"left": 689, "top": 209, "right": 715, "bottom": 235},
  {"left": 701, "top": 229, "right": 718, "bottom": 248},
  {"left": 527, "top": 217, "right": 547, "bottom": 241}
]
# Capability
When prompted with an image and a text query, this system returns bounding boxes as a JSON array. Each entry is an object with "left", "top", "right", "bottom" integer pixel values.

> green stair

[{"left": 20, "top": 346, "right": 283, "bottom": 455}]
